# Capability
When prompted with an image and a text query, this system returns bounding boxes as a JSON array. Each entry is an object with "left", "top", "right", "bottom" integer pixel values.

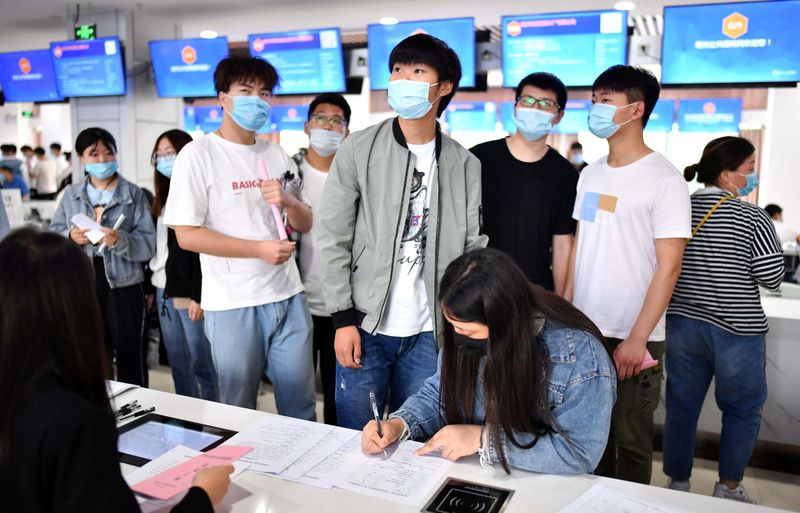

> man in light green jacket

[{"left": 317, "top": 34, "right": 487, "bottom": 430}]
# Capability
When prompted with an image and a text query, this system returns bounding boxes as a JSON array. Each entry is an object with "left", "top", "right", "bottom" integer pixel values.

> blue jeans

[
  {"left": 663, "top": 314, "right": 767, "bottom": 482},
  {"left": 204, "top": 293, "right": 316, "bottom": 419},
  {"left": 336, "top": 328, "right": 438, "bottom": 430},
  {"left": 156, "top": 289, "right": 218, "bottom": 401}
]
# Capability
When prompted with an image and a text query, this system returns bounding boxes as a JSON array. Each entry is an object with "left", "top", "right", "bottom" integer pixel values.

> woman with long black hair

[
  {"left": 0, "top": 229, "right": 232, "bottom": 512},
  {"left": 150, "top": 129, "right": 218, "bottom": 400},
  {"left": 362, "top": 248, "right": 616, "bottom": 474}
]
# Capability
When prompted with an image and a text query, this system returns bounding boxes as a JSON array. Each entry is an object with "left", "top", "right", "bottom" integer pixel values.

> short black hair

[
  {"left": 33, "top": 147, "right": 46, "bottom": 156},
  {"left": 308, "top": 93, "right": 351, "bottom": 124},
  {"left": 1, "top": 144, "right": 16, "bottom": 154},
  {"left": 74, "top": 127, "right": 117, "bottom": 156},
  {"left": 389, "top": 33, "right": 462, "bottom": 116},
  {"left": 570, "top": 142, "right": 583, "bottom": 150},
  {"left": 592, "top": 65, "right": 660, "bottom": 127},
  {"left": 515, "top": 72, "right": 568, "bottom": 110},
  {"left": 764, "top": 204, "right": 783, "bottom": 219},
  {"left": 49, "top": 143, "right": 61, "bottom": 151},
  {"left": 214, "top": 56, "right": 280, "bottom": 95},
  {"left": 20, "top": 145, "right": 32, "bottom": 153}
]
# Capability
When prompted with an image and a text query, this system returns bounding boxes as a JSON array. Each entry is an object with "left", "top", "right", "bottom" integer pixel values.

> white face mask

[{"left": 309, "top": 129, "right": 344, "bottom": 157}]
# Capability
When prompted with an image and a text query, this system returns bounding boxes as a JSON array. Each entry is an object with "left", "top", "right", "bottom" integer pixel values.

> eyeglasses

[
  {"left": 516, "top": 95, "right": 560, "bottom": 111},
  {"left": 310, "top": 114, "right": 347, "bottom": 129},
  {"left": 150, "top": 151, "right": 177, "bottom": 166}
]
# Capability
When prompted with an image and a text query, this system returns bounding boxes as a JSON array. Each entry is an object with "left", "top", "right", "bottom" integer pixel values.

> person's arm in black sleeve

[{"left": 190, "top": 249, "right": 202, "bottom": 304}]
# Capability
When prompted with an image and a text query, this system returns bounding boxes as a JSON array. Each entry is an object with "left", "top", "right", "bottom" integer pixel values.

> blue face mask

[
  {"left": 513, "top": 107, "right": 555, "bottom": 141},
  {"left": 309, "top": 129, "right": 344, "bottom": 157},
  {"left": 85, "top": 160, "right": 118, "bottom": 180},
  {"left": 224, "top": 94, "right": 272, "bottom": 132},
  {"left": 736, "top": 172, "right": 759, "bottom": 197},
  {"left": 387, "top": 80, "right": 440, "bottom": 120},
  {"left": 588, "top": 102, "right": 636, "bottom": 139},
  {"left": 156, "top": 156, "right": 175, "bottom": 178}
]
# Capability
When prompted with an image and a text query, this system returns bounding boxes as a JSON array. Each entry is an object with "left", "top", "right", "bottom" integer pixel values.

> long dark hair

[
  {"left": 438, "top": 248, "right": 606, "bottom": 474},
  {"left": 684, "top": 136, "right": 755, "bottom": 185},
  {"left": 0, "top": 229, "right": 110, "bottom": 461},
  {"left": 151, "top": 129, "right": 193, "bottom": 217}
]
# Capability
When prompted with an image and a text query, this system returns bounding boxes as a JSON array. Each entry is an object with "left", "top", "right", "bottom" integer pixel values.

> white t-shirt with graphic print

[
  {"left": 163, "top": 132, "right": 305, "bottom": 312},
  {"left": 378, "top": 139, "right": 437, "bottom": 337},
  {"left": 572, "top": 152, "right": 691, "bottom": 341}
]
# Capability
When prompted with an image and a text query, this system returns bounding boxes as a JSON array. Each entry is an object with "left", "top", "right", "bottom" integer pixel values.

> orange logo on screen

[
  {"left": 411, "top": 28, "right": 428, "bottom": 36},
  {"left": 722, "top": 12, "right": 748, "bottom": 39},
  {"left": 181, "top": 45, "right": 197, "bottom": 65},
  {"left": 53, "top": 46, "right": 63, "bottom": 59},
  {"left": 210, "top": 109, "right": 219, "bottom": 119},
  {"left": 18, "top": 57, "right": 31, "bottom": 74},
  {"left": 507, "top": 21, "right": 522, "bottom": 37},
  {"left": 703, "top": 102, "right": 717, "bottom": 115},
  {"left": 252, "top": 38, "right": 264, "bottom": 53}
]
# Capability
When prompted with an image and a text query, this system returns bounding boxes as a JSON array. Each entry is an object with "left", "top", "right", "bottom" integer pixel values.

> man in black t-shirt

[{"left": 471, "top": 72, "right": 578, "bottom": 295}]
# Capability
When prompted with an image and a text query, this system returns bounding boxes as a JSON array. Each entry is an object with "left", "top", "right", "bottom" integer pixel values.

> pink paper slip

[
  {"left": 131, "top": 445, "right": 252, "bottom": 501},
  {"left": 641, "top": 350, "right": 659, "bottom": 370}
]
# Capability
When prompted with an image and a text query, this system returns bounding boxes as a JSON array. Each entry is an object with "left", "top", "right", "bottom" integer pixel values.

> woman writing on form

[{"left": 362, "top": 248, "right": 616, "bottom": 474}]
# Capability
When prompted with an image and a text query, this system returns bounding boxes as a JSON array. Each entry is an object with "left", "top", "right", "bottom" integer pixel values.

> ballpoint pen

[
  {"left": 118, "top": 406, "right": 155, "bottom": 422},
  {"left": 368, "top": 390, "right": 389, "bottom": 460}
]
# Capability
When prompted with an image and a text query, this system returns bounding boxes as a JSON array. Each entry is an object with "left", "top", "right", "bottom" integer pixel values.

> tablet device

[{"left": 117, "top": 413, "right": 237, "bottom": 466}]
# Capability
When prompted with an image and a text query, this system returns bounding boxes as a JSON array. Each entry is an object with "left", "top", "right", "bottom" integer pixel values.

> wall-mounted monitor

[
  {"left": 502, "top": 10, "right": 627, "bottom": 88},
  {"left": 645, "top": 99, "right": 675, "bottom": 132},
  {"left": 249, "top": 28, "right": 346, "bottom": 95},
  {"left": 368, "top": 17, "right": 476, "bottom": 89},
  {"left": 445, "top": 102, "right": 497, "bottom": 132},
  {"left": 257, "top": 104, "right": 309, "bottom": 133},
  {"left": 0, "top": 49, "right": 63, "bottom": 102},
  {"left": 183, "top": 106, "right": 224, "bottom": 133},
  {"left": 662, "top": 1, "right": 800, "bottom": 86},
  {"left": 50, "top": 36, "right": 126, "bottom": 97},
  {"left": 677, "top": 98, "right": 742, "bottom": 132},
  {"left": 150, "top": 37, "right": 229, "bottom": 98}
]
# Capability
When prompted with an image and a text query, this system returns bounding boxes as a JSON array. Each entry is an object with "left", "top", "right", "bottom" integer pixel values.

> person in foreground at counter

[
  {"left": 664, "top": 136, "right": 783, "bottom": 504},
  {"left": 361, "top": 248, "right": 616, "bottom": 474},
  {"left": 0, "top": 228, "right": 233, "bottom": 513}
]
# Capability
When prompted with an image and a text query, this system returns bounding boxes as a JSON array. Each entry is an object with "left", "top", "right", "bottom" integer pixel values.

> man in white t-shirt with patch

[
  {"left": 566, "top": 65, "right": 691, "bottom": 484},
  {"left": 164, "top": 56, "right": 316, "bottom": 419},
  {"left": 289, "top": 92, "right": 351, "bottom": 425}
]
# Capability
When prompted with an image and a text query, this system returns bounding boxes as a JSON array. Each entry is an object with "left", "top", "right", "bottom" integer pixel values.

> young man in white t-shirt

[
  {"left": 164, "top": 56, "right": 316, "bottom": 419},
  {"left": 317, "top": 34, "right": 486, "bottom": 430},
  {"left": 290, "top": 93, "right": 351, "bottom": 425},
  {"left": 566, "top": 65, "right": 691, "bottom": 484}
]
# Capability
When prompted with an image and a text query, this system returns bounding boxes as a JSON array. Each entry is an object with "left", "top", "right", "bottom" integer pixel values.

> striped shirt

[{"left": 668, "top": 187, "right": 784, "bottom": 335}]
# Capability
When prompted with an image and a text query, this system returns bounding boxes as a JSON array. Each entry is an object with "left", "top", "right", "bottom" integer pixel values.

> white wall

[
  {"left": 761, "top": 87, "right": 800, "bottom": 228},
  {"left": 39, "top": 103, "right": 72, "bottom": 151}
]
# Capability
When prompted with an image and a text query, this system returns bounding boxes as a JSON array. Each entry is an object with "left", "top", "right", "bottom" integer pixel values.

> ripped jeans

[{"left": 335, "top": 328, "right": 437, "bottom": 430}]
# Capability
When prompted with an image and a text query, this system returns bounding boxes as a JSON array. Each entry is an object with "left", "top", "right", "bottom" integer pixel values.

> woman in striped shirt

[{"left": 663, "top": 136, "right": 783, "bottom": 504}]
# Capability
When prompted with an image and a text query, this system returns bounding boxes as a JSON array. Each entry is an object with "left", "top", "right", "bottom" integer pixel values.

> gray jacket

[
  {"left": 50, "top": 175, "right": 156, "bottom": 289},
  {"left": 317, "top": 118, "right": 487, "bottom": 336}
]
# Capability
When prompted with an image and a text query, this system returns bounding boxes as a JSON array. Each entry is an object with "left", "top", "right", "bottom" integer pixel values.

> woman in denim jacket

[
  {"left": 362, "top": 248, "right": 616, "bottom": 474},
  {"left": 50, "top": 127, "right": 155, "bottom": 386}
]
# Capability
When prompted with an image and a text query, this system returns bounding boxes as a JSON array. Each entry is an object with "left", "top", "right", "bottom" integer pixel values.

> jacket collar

[
  {"left": 391, "top": 117, "right": 443, "bottom": 161},
  {"left": 71, "top": 174, "right": 133, "bottom": 207}
]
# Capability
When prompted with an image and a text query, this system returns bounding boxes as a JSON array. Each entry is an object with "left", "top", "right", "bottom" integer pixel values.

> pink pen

[{"left": 258, "top": 159, "right": 288, "bottom": 240}]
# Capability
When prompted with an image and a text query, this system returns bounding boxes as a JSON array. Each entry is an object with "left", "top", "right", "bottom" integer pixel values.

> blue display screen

[
  {"left": 50, "top": 37, "right": 126, "bottom": 97},
  {"left": 554, "top": 100, "right": 592, "bottom": 134},
  {"left": 677, "top": 98, "right": 742, "bottom": 132},
  {"left": 183, "top": 106, "right": 223, "bottom": 133},
  {"left": 0, "top": 49, "right": 63, "bottom": 102},
  {"left": 502, "top": 10, "right": 627, "bottom": 88},
  {"left": 645, "top": 99, "right": 675, "bottom": 132},
  {"left": 368, "top": 17, "right": 476, "bottom": 89},
  {"left": 662, "top": 1, "right": 800, "bottom": 85},
  {"left": 249, "top": 28, "right": 346, "bottom": 95},
  {"left": 500, "top": 102, "right": 516, "bottom": 134},
  {"left": 445, "top": 102, "right": 497, "bottom": 132},
  {"left": 150, "top": 37, "right": 229, "bottom": 98},
  {"left": 258, "top": 105, "right": 309, "bottom": 133}
]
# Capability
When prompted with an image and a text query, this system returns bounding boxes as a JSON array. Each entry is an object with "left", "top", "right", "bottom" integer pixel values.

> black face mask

[{"left": 453, "top": 332, "right": 488, "bottom": 357}]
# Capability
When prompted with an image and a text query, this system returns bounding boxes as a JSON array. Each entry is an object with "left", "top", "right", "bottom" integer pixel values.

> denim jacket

[
  {"left": 50, "top": 175, "right": 156, "bottom": 289},
  {"left": 390, "top": 321, "right": 617, "bottom": 474}
]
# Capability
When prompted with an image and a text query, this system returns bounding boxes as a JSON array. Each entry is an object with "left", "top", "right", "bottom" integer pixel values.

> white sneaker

[
  {"left": 712, "top": 482, "right": 757, "bottom": 504},
  {"left": 667, "top": 479, "right": 691, "bottom": 492}
]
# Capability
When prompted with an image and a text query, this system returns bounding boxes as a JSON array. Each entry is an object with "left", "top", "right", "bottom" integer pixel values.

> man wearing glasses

[
  {"left": 290, "top": 93, "right": 351, "bottom": 426},
  {"left": 471, "top": 72, "right": 578, "bottom": 296}
]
